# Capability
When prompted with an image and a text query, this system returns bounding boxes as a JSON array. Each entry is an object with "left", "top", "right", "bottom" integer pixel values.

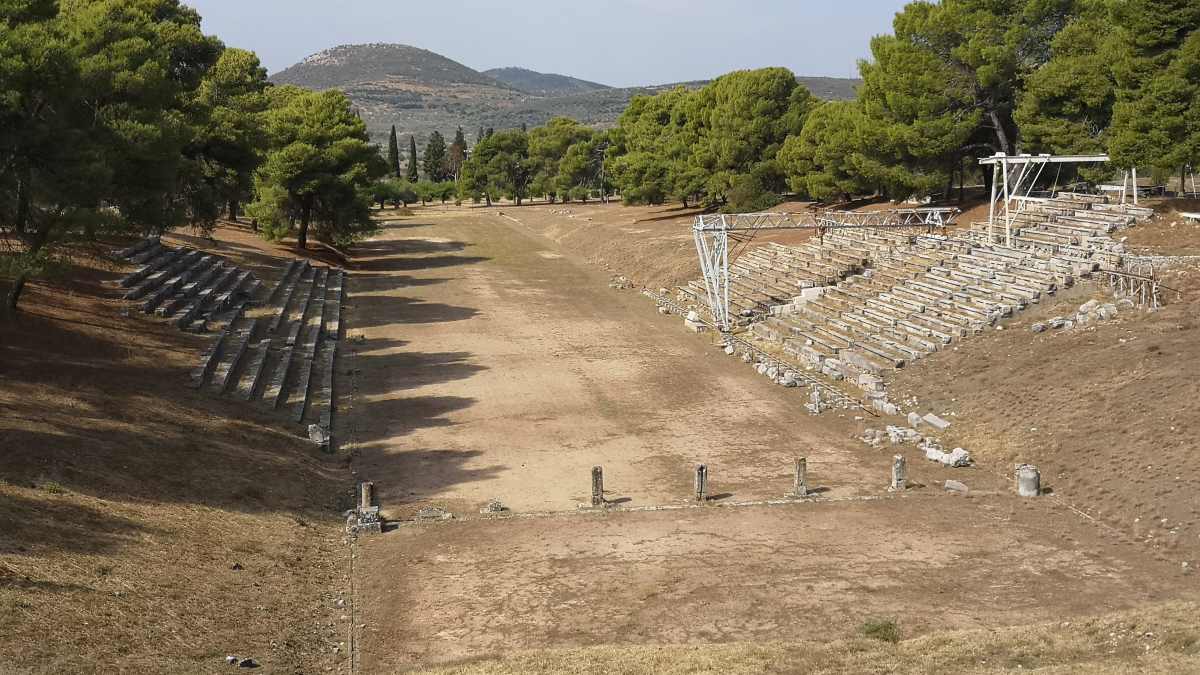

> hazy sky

[{"left": 185, "top": 0, "right": 909, "bottom": 86}]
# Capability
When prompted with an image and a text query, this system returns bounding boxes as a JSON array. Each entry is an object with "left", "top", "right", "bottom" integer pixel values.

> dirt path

[
  {"left": 343, "top": 210, "right": 934, "bottom": 517},
  {"left": 344, "top": 209, "right": 1193, "bottom": 671}
]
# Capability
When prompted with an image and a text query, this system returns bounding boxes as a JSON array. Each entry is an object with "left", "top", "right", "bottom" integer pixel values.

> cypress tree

[
  {"left": 423, "top": 130, "right": 448, "bottom": 182},
  {"left": 407, "top": 135, "right": 419, "bottom": 181},
  {"left": 387, "top": 125, "right": 401, "bottom": 178}
]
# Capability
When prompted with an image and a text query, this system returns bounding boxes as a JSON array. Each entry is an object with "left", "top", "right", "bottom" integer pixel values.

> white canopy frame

[{"left": 979, "top": 153, "right": 1110, "bottom": 247}]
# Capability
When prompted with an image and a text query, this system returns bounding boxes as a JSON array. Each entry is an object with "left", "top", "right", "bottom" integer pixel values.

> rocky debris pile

[
  {"left": 480, "top": 499, "right": 506, "bottom": 514},
  {"left": 1032, "top": 298, "right": 1133, "bottom": 333},
  {"left": 860, "top": 427, "right": 972, "bottom": 467},
  {"left": 608, "top": 275, "right": 634, "bottom": 290},
  {"left": 415, "top": 506, "right": 453, "bottom": 521},
  {"left": 921, "top": 439, "right": 972, "bottom": 467}
]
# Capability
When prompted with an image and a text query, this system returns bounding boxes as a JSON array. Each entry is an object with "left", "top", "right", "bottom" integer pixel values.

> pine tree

[
  {"left": 407, "top": 135, "right": 419, "bottom": 181},
  {"left": 387, "top": 125, "right": 401, "bottom": 178}
]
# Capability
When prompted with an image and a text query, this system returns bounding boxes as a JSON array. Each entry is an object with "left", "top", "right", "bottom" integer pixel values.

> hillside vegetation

[
  {"left": 269, "top": 43, "right": 861, "bottom": 143},
  {"left": 484, "top": 66, "right": 611, "bottom": 96}
]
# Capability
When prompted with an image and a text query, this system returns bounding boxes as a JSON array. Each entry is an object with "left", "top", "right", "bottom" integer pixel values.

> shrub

[{"left": 860, "top": 617, "right": 900, "bottom": 643}]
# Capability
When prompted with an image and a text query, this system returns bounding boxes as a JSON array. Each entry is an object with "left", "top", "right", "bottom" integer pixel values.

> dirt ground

[
  {"left": 0, "top": 232, "right": 351, "bottom": 672},
  {"left": 888, "top": 259, "right": 1200, "bottom": 567},
  {"left": 358, "top": 498, "right": 1187, "bottom": 672},
  {"left": 343, "top": 208, "right": 932, "bottom": 520},
  {"left": 344, "top": 204, "right": 1198, "bottom": 672}
]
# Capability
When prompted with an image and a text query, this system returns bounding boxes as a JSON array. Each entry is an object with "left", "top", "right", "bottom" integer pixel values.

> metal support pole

[
  {"left": 1001, "top": 159, "right": 1012, "bottom": 247},
  {"left": 988, "top": 163, "right": 999, "bottom": 243}
]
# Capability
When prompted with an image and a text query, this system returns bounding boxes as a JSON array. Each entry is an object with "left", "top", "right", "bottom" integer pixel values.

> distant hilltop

[{"left": 270, "top": 43, "right": 861, "bottom": 143}]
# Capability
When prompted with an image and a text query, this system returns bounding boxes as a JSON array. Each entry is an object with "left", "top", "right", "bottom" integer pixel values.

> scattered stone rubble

[
  {"left": 1032, "top": 298, "right": 1134, "bottom": 333},
  {"left": 861, "top": 424, "right": 973, "bottom": 468}
]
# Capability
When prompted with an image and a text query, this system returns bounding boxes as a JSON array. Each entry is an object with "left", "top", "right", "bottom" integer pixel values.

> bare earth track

[{"left": 342, "top": 206, "right": 1198, "bottom": 672}]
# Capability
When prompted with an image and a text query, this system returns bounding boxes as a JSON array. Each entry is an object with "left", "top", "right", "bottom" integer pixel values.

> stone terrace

[
  {"left": 117, "top": 241, "right": 346, "bottom": 449},
  {"left": 674, "top": 194, "right": 1153, "bottom": 410}
]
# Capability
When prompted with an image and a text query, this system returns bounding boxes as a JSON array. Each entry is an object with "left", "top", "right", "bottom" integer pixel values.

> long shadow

[
  {"left": 362, "top": 449, "right": 507, "bottom": 505},
  {"left": 355, "top": 254, "right": 490, "bottom": 274},
  {"left": 352, "top": 350, "right": 487, "bottom": 399},
  {"left": 350, "top": 273, "right": 450, "bottom": 293},
  {"left": 349, "top": 295, "right": 480, "bottom": 329},
  {"left": 0, "top": 491, "right": 153, "bottom": 558},
  {"left": 351, "top": 395, "right": 478, "bottom": 444}
]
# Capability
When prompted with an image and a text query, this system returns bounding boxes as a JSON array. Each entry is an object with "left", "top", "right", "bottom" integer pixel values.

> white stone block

[{"left": 922, "top": 413, "right": 951, "bottom": 431}]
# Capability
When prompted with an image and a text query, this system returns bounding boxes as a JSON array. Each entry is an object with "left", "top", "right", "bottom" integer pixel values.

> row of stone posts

[{"left": 591, "top": 457, "right": 1040, "bottom": 505}]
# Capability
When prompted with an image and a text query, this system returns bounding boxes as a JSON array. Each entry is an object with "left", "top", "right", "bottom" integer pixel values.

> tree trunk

[
  {"left": 229, "top": 200, "right": 240, "bottom": 222},
  {"left": 682, "top": 196, "right": 689, "bottom": 209},
  {"left": 989, "top": 110, "right": 1012, "bottom": 156},
  {"left": 298, "top": 200, "right": 312, "bottom": 251},
  {"left": 484, "top": 193, "right": 492, "bottom": 207},
  {"left": 6, "top": 271, "right": 28, "bottom": 313},
  {"left": 14, "top": 167, "right": 31, "bottom": 237},
  {"left": 959, "top": 157, "right": 966, "bottom": 203}
]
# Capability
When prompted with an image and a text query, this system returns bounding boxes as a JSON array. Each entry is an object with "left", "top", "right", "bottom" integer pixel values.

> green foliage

[
  {"left": 460, "top": 129, "right": 532, "bottom": 205},
  {"left": 248, "top": 87, "right": 384, "bottom": 249},
  {"left": 528, "top": 117, "right": 594, "bottom": 201},
  {"left": 0, "top": 0, "right": 226, "bottom": 310},
  {"left": 1110, "top": 30, "right": 1200, "bottom": 170},
  {"left": 860, "top": 617, "right": 900, "bottom": 643},
  {"left": 724, "top": 172, "right": 782, "bottom": 213},
  {"left": 189, "top": 47, "right": 270, "bottom": 227},
  {"left": 778, "top": 100, "right": 876, "bottom": 202}
]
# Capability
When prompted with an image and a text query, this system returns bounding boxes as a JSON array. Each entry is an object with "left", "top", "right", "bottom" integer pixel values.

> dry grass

[
  {"left": 0, "top": 236, "right": 352, "bottom": 672},
  {"left": 416, "top": 602, "right": 1200, "bottom": 674}
]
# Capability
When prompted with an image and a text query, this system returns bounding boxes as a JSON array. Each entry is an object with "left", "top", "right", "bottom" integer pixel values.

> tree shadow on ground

[
  {"left": 348, "top": 295, "right": 479, "bottom": 329},
  {"left": 0, "top": 491, "right": 154, "bottom": 558},
  {"left": 350, "top": 395, "right": 477, "bottom": 448},
  {"left": 351, "top": 350, "right": 487, "bottom": 399}
]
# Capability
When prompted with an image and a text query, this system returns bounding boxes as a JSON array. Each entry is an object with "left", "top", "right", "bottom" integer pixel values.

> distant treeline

[{"left": 406, "top": 0, "right": 1199, "bottom": 211}]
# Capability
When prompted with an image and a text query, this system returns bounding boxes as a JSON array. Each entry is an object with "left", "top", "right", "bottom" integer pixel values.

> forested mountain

[{"left": 269, "top": 43, "right": 861, "bottom": 144}]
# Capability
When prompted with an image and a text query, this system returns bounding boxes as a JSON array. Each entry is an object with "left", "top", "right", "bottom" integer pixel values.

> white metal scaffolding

[
  {"left": 980, "top": 153, "right": 1110, "bottom": 247},
  {"left": 693, "top": 208, "right": 959, "bottom": 331}
]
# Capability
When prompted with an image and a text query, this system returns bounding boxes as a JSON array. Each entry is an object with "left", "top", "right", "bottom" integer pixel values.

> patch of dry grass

[{"left": 416, "top": 602, "right": 1200, "bottom": 675}]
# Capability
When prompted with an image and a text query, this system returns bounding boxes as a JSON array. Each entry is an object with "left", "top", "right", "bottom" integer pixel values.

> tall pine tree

[
  {"left": 407, "top": 135, "right": 419, "bottom": 181},
  {"left": 387, "top": 125, "right": 400, "bottom": 178}
]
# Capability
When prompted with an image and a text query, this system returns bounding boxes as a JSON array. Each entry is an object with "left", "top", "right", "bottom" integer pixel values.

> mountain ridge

[
  {"left": 483, "top": 67, "right": 612, "bottom": 96},
  {"left": 270, "top": 43, "right": 861, "bottom": 144}
]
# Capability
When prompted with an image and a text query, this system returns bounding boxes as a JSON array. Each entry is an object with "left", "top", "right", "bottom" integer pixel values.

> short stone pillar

[
  {"left": 1016, "top": 464, "right": 1041, "bottom": 497},
  {"left": 359, "top": 481, "right": 375, "bottom": 511},
  {"left": 890, "top": 455, "right": 907, "bottom": 492},
  {"left": 792, "top": 457, "right": 808, "bottom": 498},
  {"left": 694, "top": 464, "right": 708, "bottom": 502},
  {"left": 591, "top": 466, "right": 605, "bottom": 507}
]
